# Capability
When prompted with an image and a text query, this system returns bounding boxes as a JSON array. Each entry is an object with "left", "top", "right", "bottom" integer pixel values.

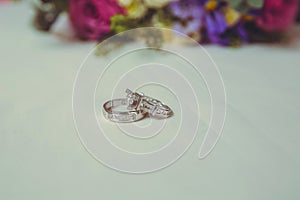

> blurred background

[{"left": 1, "top": 0, "right": 300, "bottom": 200}]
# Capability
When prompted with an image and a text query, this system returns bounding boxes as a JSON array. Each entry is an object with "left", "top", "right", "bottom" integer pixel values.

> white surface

[{"left": 1, "top": 2, "right": 300, "bottom": 200}]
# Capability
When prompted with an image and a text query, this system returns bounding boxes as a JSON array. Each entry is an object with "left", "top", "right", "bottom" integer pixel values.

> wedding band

[
  {"left": 126, "top": 89, "right": 173, "bottom": 119},
  {"left": 103, "top": 98, "right": 146, "bottom": 123}
]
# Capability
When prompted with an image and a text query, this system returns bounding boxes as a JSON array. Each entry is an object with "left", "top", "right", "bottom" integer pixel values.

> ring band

[{"left": 103, "top": 98, "right": 146, "bottom": 123}]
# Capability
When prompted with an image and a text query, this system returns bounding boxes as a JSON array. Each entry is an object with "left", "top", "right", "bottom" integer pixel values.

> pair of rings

[{"left": 103, "top": 89, "right": 173, "bottom": 123}]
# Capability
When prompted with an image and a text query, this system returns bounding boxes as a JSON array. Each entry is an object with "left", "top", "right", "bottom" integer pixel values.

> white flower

[
  {"left": 143, "top": 0, "right": 178, "bottom": 8},
  {"left": 128, "top": 2, "right": 148, "bottom": 18},
  {"left": 118, "top": 0, "right": 134, "bottom": 6}
]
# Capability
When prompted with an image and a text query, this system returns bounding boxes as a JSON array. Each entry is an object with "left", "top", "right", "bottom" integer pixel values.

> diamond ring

[{"left": 126, "top": 89, "right": 173, "bottom": 119}]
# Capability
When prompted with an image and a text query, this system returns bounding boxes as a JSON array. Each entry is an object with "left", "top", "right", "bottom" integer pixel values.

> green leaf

[
  {"left": 227, "top": 0, "right": 244, "bottom": 8},
  {"left": 247, "top": 0, "right": 263, "bottom": 8}
]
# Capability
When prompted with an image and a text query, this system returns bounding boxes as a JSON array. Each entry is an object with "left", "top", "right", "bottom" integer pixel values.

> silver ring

[
  {"left": 126, "top": 89, "right": 173, "bottom": 119},
  {"left": 103, "top": 98, "right": 146, "bottom": 123}
]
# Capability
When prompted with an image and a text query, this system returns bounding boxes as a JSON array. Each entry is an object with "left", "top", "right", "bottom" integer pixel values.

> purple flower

[
  {"left": 205, "top": 10, "right": 228, "bottom": 44},
  {"left": 170, "top": 0, "right": 204, "bottom": 19},
  {"left": 203, "top": 1, "right": 246, "bottom": 45},
  {"left": 205, "top": 11, "right": 249, "bottom": 45},
  {"left": 170, "top": 0, "right": 248, "bottom": 45},
  {"left": 235, "top": 22, "right": 248, "bottom": 42},
  {"left": 169, "top": 0, "right": 205, "bottom": 39}
]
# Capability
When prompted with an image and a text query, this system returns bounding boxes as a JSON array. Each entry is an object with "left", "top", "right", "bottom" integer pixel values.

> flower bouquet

[{"left": 33, "top": 0, "right": 300, "bottom": 48}]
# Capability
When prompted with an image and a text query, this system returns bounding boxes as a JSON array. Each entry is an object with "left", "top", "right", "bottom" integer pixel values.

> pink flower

[
  {"left": 69, "top": 0, "right": 125, "bottom": 40},
  {"left": 256, "top": 0, "right": 299, "bottom": 32}
]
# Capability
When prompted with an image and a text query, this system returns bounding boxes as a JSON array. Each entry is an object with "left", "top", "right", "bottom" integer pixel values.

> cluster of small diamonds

[{"left": 125, "top": 89, "right": 173, "bottom": 118}]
